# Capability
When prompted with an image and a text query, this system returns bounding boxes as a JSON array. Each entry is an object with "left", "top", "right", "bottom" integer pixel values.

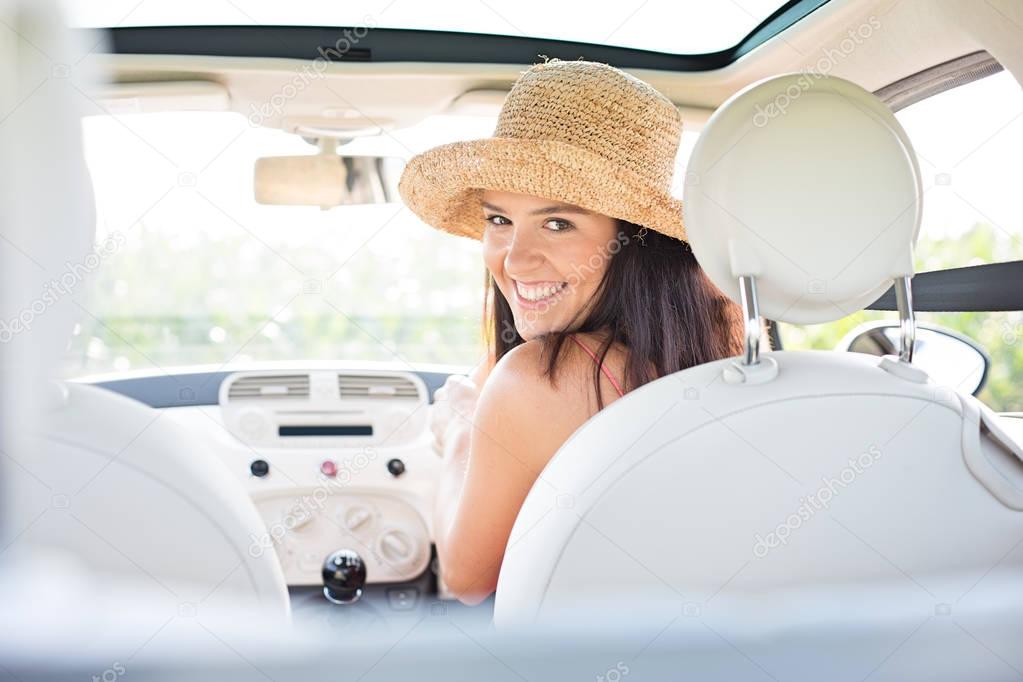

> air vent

[
  {"left": 228, "top": 374, "right": 310, "bottom": 400},
  {"left": 338, "top": 374, "right": 420, "bottom": 400}
]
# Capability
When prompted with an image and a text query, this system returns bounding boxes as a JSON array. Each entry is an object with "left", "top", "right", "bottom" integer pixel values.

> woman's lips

[{"left": 512, "top": 279, "right": 568, "bottom": 310}]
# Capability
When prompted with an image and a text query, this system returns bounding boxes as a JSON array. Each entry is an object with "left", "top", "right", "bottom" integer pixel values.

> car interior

[{"left": 1, "top": 0, "right": 1022, "bottom": 680}]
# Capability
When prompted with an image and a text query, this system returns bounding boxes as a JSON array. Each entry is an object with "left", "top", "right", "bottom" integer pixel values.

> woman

[{"left": 397, "top": 59, "right": 746, "bottom": 605}]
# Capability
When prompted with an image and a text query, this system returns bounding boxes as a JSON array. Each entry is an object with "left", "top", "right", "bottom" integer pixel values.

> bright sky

[
  {"left": 59, "top": 0, "right": 789, "bottom": 54},
  {"left": 896, "top": 70, "right": 1023, "bottom": 259}
]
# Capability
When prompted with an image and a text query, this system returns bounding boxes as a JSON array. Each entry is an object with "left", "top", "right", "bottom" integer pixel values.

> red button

[{"left": 320, "top": 460, "right": 337, "bottom": 477}]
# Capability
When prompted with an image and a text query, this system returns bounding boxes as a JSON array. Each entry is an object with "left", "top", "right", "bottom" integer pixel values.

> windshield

[
  {"left": 67, "top": 107, "right": 700, "bottom": 380},
  {"left": 60, "top": 0, "right": 792, "bottom": 55},
  {"left": 66, "top": 111, "right": 496, "bottom": 378}
]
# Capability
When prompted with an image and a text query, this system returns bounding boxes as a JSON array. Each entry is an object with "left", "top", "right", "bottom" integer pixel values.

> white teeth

[{"left": 515, "top": 281, "right": 566, "bottom": 302}]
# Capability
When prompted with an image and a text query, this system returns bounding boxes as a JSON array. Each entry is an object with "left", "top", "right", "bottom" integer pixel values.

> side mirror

[{"left": 837, "top": 322, "right": 990, "bottom": 396}]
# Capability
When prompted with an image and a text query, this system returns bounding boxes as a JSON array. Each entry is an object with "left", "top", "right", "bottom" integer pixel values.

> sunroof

[{"left": 61, "top": 0, "right": 795, "bottom": 55}]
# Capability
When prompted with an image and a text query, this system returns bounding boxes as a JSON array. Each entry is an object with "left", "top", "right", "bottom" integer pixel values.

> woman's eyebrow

[{"left": 481, "top": 201, "right": 592, "bottom": 216}]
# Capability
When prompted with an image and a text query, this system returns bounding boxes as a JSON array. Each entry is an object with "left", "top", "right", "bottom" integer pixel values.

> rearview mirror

[
  {"left": 837, "top": 322, "right": 990, "bottom": 395},
  {"left": 254, "top": 151, "right": 404, "bottom": 209}
]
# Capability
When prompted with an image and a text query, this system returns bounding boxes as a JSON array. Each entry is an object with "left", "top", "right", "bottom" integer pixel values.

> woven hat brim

[{"left": 398, "top": 137, "right": 686, "bottom": 242}]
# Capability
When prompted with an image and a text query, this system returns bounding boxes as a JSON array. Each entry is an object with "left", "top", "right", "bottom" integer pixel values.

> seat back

[
  {"left": 0, "top": 0, "right": 288, "bottom": 618},
  {"left": 494, "top": 74, "right": 1023, "bottom": 626}
]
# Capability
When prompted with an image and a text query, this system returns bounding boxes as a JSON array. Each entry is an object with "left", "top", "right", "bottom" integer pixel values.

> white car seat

[
  {"left": 0, "top": 0, "right": 289, "bottom": 618},
  {"left": 494, "top": 74, "right": 1023, "bottom": 625}
]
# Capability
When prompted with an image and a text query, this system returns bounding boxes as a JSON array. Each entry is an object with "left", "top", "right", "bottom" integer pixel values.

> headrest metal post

[
  {"left": 738, "top": 275, "right": 761, "bottom": 366},
  {"left": 894, "top": 276, "right": 915, "bottom": 363}
]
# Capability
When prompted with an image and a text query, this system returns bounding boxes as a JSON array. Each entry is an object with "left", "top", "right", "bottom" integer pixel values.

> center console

[{"left": 215, "top": 369, "right": 441, "bottom": 591}]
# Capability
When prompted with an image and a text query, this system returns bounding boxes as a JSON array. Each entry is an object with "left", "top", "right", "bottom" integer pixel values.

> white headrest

[{"left": 683, "top": 74, "right": 922, "bottom": 325}]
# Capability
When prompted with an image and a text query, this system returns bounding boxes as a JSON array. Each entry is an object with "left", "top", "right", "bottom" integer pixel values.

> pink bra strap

[{"left": 568, "top": 335, "right": 625, "bottom": 398}]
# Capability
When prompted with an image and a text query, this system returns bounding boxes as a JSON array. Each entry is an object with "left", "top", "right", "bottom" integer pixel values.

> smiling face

[{"left": 481, "top": 189, "right": 620, "bottom": 340}]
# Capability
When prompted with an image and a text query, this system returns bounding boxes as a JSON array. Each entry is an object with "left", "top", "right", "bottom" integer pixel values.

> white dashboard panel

[
  {"left": 160, "top": 369, "right": 443, "bottom": 586},
  {"left": 219, "top": 370, "right": 429, "bottom": 449},
  {"left": 253, "top": 488, "right": 431, "bottom": 585}
]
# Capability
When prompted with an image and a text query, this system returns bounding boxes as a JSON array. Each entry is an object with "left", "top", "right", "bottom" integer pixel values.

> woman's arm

[
  {"left": 431, "top": 342, "right": 586, "bottom": 605},
  {"left": 429, "top": 351, "right": 495, "bottom": 527},
  {"left": 428, "top": 350, "right": 493, "bottom": 457}
]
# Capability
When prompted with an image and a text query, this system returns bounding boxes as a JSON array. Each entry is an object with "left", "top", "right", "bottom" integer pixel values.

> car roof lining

[{"left": 81, "top": 0, "right": 1021, "bottom": 134}]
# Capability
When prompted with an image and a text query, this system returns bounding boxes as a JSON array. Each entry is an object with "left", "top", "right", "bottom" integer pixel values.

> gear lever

[{"left": 322, "top": 549, "right": 367, "bottom": 604}]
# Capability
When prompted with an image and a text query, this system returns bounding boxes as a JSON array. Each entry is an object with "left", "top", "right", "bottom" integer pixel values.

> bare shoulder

[
  {"left": 473, "top": 340, "right": 596, "bottom": 469},
  {"left": 478, "top": 340, "right": 573, "bottom": 415},
  {"left": 480, "top": 338, "right": 604, "bottom": 407}
]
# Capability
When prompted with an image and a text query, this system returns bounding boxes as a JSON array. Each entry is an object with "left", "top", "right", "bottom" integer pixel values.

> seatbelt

[{"left": 867, "top": 260, "right": 1023, "bottom": 312}]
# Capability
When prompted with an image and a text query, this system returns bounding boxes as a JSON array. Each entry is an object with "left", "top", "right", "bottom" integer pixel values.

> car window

[
  {"left": 65, "top": 111, "right": 497, "bottom": 378},
  {"left": 65, "top": 106, "right": 701, "bottom": 380},
  {"left": 60, "top": 0, "right": 792, "bottom": 56},
  {"left": 779, "top": 69, "right": 1023, "bottom": 411}
]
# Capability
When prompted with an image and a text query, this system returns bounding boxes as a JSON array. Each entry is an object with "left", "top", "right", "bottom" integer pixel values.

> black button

[
  {"left": 386, "top": 458, "right": 405, "bottom": 477},
  {"left": 250, "top": 459, "right": 270, "bottom": 477}
]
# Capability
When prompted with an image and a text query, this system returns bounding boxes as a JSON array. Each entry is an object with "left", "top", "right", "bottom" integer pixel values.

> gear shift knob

[{"left": 322, "top": 549, "right": 367, "bottom": 604}]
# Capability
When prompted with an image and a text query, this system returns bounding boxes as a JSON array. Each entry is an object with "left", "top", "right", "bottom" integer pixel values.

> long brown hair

[{"left": 484, "top": 220, "right": 749, "bottom": 408}]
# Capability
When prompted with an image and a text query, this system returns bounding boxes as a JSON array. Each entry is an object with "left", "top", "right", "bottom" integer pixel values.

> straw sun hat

[{"left": 398, "top": 58, "right": 687, "bottom": 242}]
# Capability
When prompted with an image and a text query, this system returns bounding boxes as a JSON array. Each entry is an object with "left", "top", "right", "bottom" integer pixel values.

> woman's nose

[{"left": 503, "top": 226, "right": 545, "bottom": 274}]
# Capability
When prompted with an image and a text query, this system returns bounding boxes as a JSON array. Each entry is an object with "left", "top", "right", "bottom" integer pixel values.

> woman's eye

[
  {"left": 543, "top": 218, "right": 574, "bottom": 232},
  {"left": 485, "top": 214, "right": 511, "bottom": 227}
]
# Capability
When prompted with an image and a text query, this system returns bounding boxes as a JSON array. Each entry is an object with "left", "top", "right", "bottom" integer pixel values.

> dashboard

[{"left": 89, "top": 366, "right": 452, "bottom": 589}]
